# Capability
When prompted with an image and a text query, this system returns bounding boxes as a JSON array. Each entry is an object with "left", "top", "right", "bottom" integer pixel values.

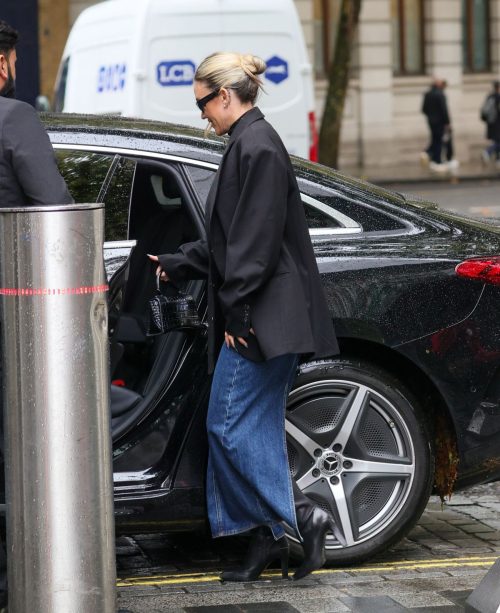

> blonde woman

[{"left": 149, "top": 52, "right": 343, "bottom": 581}]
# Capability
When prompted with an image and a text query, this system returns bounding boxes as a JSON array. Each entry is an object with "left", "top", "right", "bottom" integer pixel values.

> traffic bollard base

[{"left": 465, "top": 557, "right": 500, "bottom": 613}]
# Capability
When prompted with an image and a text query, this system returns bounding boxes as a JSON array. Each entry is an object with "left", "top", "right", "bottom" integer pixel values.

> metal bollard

[
  {"left": 465, "top": 557, "right": 500, "bottom": 613},
  {"left": 0, "top": 204, "right": 116, "bottom": 612}
]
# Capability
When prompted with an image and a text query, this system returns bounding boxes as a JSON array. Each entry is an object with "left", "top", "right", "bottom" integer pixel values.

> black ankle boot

[
  {"left": 292, "top": 480, "right": 345, "bottom": 581},
  {"left": 220, "top": 527, "right": 289, "bottom": 582},
  {"left": 293, "top": 506, "right": 339, "bottom": 581}
]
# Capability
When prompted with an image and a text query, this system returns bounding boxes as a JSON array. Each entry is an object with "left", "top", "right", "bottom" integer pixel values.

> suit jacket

[
  {"left": 0, "top": 98, "right": 73, "bottom": 207},
  {"left": 158, "top": 107, "right": 339, "bottom": 374},
  {"left": 422, "top": 87, "right": 450, "bottom": 126}
]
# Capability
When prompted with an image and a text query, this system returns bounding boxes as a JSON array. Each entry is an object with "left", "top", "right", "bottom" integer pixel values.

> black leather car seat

[{"left": 110, "top": 385, "right": 141, "bottom": 418}]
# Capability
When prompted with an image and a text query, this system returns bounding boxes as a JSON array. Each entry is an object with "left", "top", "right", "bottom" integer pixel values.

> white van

[{"left": 55, "top": 0, "right": 318, "bottom": 160}]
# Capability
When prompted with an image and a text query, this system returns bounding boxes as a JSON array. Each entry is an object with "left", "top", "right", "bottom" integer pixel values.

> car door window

[
  {"left": 303, "top": 197, "right": 342, "bottom": 230},
  {"left": 185, "top": 162, "right": 403, "bottom": 236},
  {"left": 55, "top": 149, "right": 135, "bottom": 242},
  {"left": 301, "top": 193, "right": 361, "bottom": 235},
  {"left": 103, "top": 157, "right": 136, "bottom": 241},
  {"left": 184, "top": 165, "right": 216, "bottom": 208},
  {"left": 185, "top": 162, "right": 362, "bottom": 235},
  {"left": 298, "top": 178, "right": 407, "bottom": 234},
  {"left": 55, "top": 149, "right": 114, "bottom": 203}
]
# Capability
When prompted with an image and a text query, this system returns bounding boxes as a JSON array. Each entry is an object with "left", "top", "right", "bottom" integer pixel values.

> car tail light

[
  {"left": 456, "top": 257, "right": 500, "bottom": 285},
  {"left": 309, "top": 111, "right": 319, "bottom": 162}
]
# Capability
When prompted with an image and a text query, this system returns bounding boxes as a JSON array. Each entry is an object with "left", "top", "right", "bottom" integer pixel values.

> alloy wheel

[{"left": 285, "top": 379, "right": 416, "bottom": 550}]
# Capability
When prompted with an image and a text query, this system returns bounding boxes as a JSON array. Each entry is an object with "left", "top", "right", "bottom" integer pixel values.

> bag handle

[
  {"left": 156, "top": 270, "right": 164, "bottom": 294},
  {"left": 156, "top": 270, "right": 188, "bottom": 298}
]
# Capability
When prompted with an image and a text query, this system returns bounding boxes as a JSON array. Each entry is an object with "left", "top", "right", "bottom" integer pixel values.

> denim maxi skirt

[{"left": 206, "top": 343, "right": 300, "bottom": 540}]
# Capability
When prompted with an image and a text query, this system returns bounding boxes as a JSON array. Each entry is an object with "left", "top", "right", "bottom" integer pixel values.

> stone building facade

[
  {"left": 48, "top": 0, "right": 500, "bottom": 169},
  {"left": 300, "top": 0, "right": 500, "bottom": 169}
]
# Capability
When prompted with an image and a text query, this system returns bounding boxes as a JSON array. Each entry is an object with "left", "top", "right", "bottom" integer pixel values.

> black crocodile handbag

[{"left": 147, "top": 272, "right": 201, "bottom": 336}]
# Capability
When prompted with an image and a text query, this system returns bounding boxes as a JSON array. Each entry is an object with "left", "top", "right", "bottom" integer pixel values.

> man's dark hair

[{"left": 0, "top": 20, "right": 19, "bottom": 57}]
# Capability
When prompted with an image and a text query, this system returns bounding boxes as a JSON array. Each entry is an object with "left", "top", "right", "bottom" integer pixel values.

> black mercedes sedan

[{"left": 40, "top": 113, "right": 500, "bottom": 567}]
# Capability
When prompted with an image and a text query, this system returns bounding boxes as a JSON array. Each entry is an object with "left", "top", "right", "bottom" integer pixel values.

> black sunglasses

[{"left": 196, "top": 89, "right": 220, "bottom": 112}]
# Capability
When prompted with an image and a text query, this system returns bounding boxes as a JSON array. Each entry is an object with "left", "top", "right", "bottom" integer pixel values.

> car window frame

[
  {"left": 54, "top": 144, "right": 415, "bottom": 240},
  {"left": 300, "top": 193, "right": 361, "bottom": 236},
  {"left": 182, "top": 161, "right": 362, "bottom": 237},
  {"left": 297, "top": 175, "right": 418, "bottom": 239}
]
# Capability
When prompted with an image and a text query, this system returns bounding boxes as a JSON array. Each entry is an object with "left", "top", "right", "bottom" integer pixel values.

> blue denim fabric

[{"left": 206, "top": 344, "right": 300, "bottom": 540}]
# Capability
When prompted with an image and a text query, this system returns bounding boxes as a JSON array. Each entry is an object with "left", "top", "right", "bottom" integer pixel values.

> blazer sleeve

[
  {"left": 219, "top": 142, "right": 288, "bottom": 338},
  {"left": 157, "top": 238, "right": 209, "bottom": 286},
  {"left": 3, "top": 103, "right": 74, "bottom": 205}
]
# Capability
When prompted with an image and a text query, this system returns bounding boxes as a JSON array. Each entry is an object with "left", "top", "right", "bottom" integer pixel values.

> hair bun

[{"left": 241, "top": 54, "right": 267, "bottom": 76}]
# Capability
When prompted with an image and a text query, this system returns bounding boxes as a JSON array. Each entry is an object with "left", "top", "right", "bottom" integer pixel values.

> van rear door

[
  {"left": 142, "top": 0, "right": 222, "bottom": 128},
  {"left": 62, "top": 9, "right": 134, "bottom": 115},
  {"left": 221, "top": 0, "right": 311, "bottom": 158}
]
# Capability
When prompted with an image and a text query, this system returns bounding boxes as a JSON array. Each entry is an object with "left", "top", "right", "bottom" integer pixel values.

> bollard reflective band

[{"left": 0, "top": 285, "right": 108, "bottom": 296}]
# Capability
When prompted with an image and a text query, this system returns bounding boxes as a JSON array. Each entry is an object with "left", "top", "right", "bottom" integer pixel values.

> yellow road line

[{"left": 117, "top": 554, "right": 498, "bottom": 587}]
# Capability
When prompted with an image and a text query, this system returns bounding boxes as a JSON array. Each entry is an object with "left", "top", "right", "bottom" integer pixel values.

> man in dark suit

[
  {"left": 422, "top": 78, "right": 451, "bottom": 172},
  {"left": 0, "top": 22, "right": 73, "bottom": 207},
  {"left": 0, "top": 20, "right": 74, "bottom": 611}
]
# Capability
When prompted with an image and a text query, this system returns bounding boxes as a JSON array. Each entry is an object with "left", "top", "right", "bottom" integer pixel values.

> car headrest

[{"left": 151, "top": 175, "right": 182, "bottom": 207}]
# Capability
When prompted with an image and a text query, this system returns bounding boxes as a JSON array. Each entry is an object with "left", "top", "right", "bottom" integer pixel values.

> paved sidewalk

[{"left": 115, "top": 482, "right": 500, "bottom": 612}]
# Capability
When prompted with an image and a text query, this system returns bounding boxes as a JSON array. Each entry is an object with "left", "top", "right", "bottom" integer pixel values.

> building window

[
  {"left": 391, "top": 0, "right": 425, "bottom": 75},
  {"left": 462, "top": 0, "right": 491, "bottom": 72},
  {"left": 313, "top": 0, "right": 343, "bottom": 76}
]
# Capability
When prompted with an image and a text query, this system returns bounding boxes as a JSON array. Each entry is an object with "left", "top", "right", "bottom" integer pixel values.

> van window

[{"left": 54, "top": 57, "right": 70, "bottom": 113}]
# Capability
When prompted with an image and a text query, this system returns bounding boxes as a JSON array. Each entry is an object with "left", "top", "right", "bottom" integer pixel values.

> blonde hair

[{"left": 195, "top": 52, "right": 267, "bottom": 136}]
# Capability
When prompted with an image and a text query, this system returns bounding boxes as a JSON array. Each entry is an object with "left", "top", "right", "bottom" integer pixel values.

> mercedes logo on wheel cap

[{"left": 319, "top": 452, "right": 341, "bottom": 477}]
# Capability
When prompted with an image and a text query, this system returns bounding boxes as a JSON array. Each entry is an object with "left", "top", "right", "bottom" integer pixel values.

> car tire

[{"left": 285, "top": 357, "right": 434, "bottom": 567}]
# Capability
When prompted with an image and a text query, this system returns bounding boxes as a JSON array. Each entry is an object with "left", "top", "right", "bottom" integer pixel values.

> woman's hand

[
  {"left": 148, "top": 255, "right": 169, "bottom": 282},
  {"left": 225, "top": 328, "right": 255, "bottom": 350}
]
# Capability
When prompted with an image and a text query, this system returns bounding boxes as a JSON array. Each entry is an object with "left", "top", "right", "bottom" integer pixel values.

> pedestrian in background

[
  {"left": 149, "top": 51, "right": 343, "bottom": 582},
  {"left": 481, "top": 81, "right": 500, "bottom": 168},
  {"left": 421, "top": 78, "right": 451, "bottom": 173},
  {"left": 0, "top": 19, "right": 74, "bottom": 612}
]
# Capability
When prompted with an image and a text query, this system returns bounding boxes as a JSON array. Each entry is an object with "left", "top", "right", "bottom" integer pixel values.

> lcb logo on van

[
  {"left": 157, "top": 61, "right": 196, "bottom": 86},
  {"left": 98, "top": 64, "right": 126, "bottom": 93},
  {"left": 265, "top": 56, "right": 288, "bottom": 85}
]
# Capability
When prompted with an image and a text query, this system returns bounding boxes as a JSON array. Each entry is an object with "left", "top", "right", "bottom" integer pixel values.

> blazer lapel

[{"left": 205, "top": 107, "right": 265, "bottom": 229}]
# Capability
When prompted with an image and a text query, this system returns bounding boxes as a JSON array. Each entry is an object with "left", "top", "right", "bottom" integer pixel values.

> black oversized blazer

[{"left": 158, "top": 107, "right": 339, "bottom": 374}]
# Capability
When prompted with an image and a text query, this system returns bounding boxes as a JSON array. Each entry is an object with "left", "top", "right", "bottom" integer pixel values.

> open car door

[{"left": 104, "top": 239, "right": 150, "bottom": 421}]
